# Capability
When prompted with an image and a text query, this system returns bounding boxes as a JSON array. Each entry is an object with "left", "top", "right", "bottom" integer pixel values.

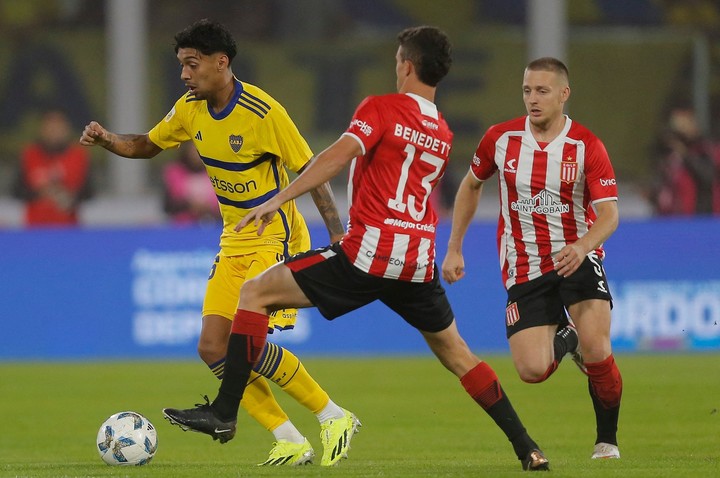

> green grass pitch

[{"left": 0, "top": 354, "right": 718, "bottom": 477}]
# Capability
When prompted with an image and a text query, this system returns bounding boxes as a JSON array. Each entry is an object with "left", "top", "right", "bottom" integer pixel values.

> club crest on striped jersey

[
  {"left": 229, "top": 134, "right": 244, "bottom": 153},
  {"left": 561, "top": 156, "right": 577, "bottom": 183},
  {"left": 506, "top": 302, "right": 520, "bottom": 326}
]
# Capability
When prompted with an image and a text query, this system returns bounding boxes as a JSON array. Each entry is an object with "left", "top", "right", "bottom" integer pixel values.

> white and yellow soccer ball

[{"left": 96, "top": 411, "right": 158, "bottom": 466}]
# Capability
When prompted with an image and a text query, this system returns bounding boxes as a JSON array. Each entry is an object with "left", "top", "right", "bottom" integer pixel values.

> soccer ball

[{"left": 96, "top": 411, "right": 158, "bottom": 466}]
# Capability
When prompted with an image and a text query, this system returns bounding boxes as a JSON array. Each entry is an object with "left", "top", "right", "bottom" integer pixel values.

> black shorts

[
  {"left": 285, "top": 242, "right": 454, "bottom": 333},
  {"left": 504, "top": 252, "right": 613, "bottom": 338}
]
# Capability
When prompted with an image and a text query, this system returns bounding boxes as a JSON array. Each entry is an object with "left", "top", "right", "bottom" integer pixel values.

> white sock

[
  {"left": 271, "top": 420, "right": 305, "bottom": 443},
  {"left": 316, "top": 399, "right": 345, "bottom": 423}
]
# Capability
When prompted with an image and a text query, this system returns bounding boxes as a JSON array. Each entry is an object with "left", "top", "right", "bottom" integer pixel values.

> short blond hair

[{"left": 526, "top": 57, "right": 569, "bottom": 83}]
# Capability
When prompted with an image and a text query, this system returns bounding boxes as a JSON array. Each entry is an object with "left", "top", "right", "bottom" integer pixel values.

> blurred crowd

[
  {"left": 161, "top": 143, "right": 222, "bottom": 225},
  {"left": 2, "top": 0, "right": 720, "bottom": 226},
  {"left": 649, "top": 106, "right": 720, "bottom": 215},
  {"left": 11, "top": 109, "right": 93, "bottom": 226}
]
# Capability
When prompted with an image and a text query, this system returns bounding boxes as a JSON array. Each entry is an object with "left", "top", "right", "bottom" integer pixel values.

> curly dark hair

[
  {"left": 397, "top": 26, "right": 452, "bottom": 87},
  {"left": 174, "top": 19, "right": 237, "bottom": 62}
]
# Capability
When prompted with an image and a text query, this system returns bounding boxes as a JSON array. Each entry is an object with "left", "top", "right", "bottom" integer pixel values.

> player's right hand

[
  {"left": 79, "top": 121, "right": 110, "bottom": 147},
  {"left": 235, "top": 201, "right": 280, "bottom": 236}
]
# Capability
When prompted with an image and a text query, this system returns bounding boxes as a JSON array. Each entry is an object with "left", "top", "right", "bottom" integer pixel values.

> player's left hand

[
  {"left": 553, "top": 244, "right": 584, "bottom": 277},
  {"left": 441, "top": 250, "right": 466, "bottom": 284}
]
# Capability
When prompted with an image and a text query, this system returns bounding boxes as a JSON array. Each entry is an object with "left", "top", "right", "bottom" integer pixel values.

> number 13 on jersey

[{"left": 388, "top": 144, "right": 445, "bottom": 221}]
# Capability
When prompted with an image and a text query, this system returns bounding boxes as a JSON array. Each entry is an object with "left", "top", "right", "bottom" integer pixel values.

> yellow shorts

[
  {"left": 203, "top": 220, "right": 311, "bottom": 332},
  {"left": 203, "top": 251, "right": 297, "bottom": 331}
]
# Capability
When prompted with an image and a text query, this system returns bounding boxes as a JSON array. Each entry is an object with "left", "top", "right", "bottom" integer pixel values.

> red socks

[
  {"left": 461, "top": 362, "right": 503, "bottom": 410},
  {"left": 231, "top": 309, "right": 269, "bottom": 364},
  {"left": 585, "top": 354, "right": 623, "bottom": 409}
]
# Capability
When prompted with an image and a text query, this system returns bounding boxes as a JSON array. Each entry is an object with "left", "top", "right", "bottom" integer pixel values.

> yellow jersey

[{"left": 149, "top": 79, "right": 312, "bottom": 257}]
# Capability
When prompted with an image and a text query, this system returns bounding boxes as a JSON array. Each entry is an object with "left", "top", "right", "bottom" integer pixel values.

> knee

[
  {"left": 579, "top": 340, "right": 612, "bottom": 364},
  {"left": 517, "top": 363, "right": 555, "bottom": 383},
  {"left": 197, "top": 337, "right": 225, "bottom": 366},
  {"left": 238, "top": 276, "right": 263, "bottom": 309}
]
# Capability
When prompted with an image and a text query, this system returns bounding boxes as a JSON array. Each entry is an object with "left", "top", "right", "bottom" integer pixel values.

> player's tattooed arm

[
  {"left": 310, "top": 182, "right": 345, "bottom": 243},
  {"left": 101, "top": 133, "right": 162, "bottom": 159},
  {"left": 301, "top": 159, "right": 345, "bottom": 243},
  {"left": 80, "top": 121, "right": 162, "bottom": 159}
]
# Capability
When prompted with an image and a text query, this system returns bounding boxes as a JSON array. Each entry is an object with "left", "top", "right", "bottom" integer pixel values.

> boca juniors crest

[
  {"left": 561, "top": 156, "right": 577, "bottom": 184},
  {"left": 229, "top": 134, "right": 244, "bottom": 153}
]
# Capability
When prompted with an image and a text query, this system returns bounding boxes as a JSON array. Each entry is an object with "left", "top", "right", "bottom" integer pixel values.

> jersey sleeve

[
  {"left": 148, "top": 97, "right": 192, "bottom": 149},
  {"left": 260, "top": 102, "right": 313, "bottom": 173},
  {"left": 470, "top": 128, "right": 499, "bottom": 181},
  {"left": 584, "top": 137, "right": 618, "bottom": 202},
  {"left": 342, "top": 96, "right": 384, "bottom": 155}
]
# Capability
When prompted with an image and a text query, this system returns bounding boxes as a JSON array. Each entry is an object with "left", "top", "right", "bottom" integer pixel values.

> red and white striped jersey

[
  {"left": 340, "top": 93, "right": 453, "bottom": 282},
  {"left": 471, "top": 115, "right": 617, "bottom": 289}
]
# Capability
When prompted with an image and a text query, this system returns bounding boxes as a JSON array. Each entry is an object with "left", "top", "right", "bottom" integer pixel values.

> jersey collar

[
  {"left": 405, "top": 92, "right": 438, "bottom": 120},
  {"left": 208, "top": 78, "right": 243, "bottom": 120},
  {"left": 524, "top": 114, "right": 573, "bottom": 150}
]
